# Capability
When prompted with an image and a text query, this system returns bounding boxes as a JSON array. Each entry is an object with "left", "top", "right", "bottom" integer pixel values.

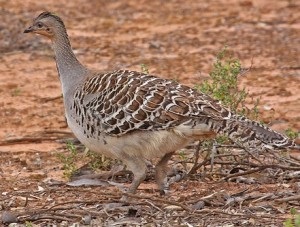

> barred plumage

[
  {"left": 72, "top": 69, "right": 226, "bottom": 136},
  {"left": 71, "top": 69, "right": 297, "bottom": 150},
  {"left": 25, "top": 12, "right": 299, "bottom": 196}
]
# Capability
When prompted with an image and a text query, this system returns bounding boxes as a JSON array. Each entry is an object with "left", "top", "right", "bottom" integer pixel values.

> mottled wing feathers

[
  {"left": 228, "top": 115, "right": 295, "bottom": 149},
  {"left": 72, "top": 69, "right": 228, "bottom": 136},
  {"left": 70, "top": 69, "right": 298, "bottom": 150}
]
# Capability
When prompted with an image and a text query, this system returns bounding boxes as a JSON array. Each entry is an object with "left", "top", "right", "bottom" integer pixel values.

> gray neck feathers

[{"left": 52, "top": 27, "right": 88, "bottom": 95}]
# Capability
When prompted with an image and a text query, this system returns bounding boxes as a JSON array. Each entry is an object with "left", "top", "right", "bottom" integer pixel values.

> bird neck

[{"left": 52, "top": 32, "right": 88, "bottom": 95}]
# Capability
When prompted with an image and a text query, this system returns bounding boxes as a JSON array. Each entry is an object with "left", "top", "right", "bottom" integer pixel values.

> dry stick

[
  {"left": 230, "top": 187, "right": 250, "bottom": 197},
  {"left": 272, "top": 152, "right": 300, "bottom": 167},
  {"left": 212, "top": 160, "right": 300, "bottom": 171},
  {"left": 187, "top": 141, "right": 201, "bottom": 175},
  {"left": 145, "top": 200, "right": 163, "bottom": 212},
  {"left": 41, "top": 94, "right": 63, "bottom": 102},
  {"left": 78, "top": 206, "right": 111, "bottom": 217},
  {"left": 21, "top": 214, "right": 74, "bottom": 223},
  {"left": 49, "top": 187, "right": 122, "bottom": 200},
  {"left": 42, "top": 130, "right": 73, "bottom": 136},
  {"left": 18, "top": 200, "right": 112, "bottom": 221},
  {"left": 213, "top": 160, "right": 247, "bottom": 166},
  {"left": 47, "top": 200, "right": 109, "bottom": 211},
  {"left": 249, "top": 163, "right": 300, "bottom": 171},
  {"left": 242, "top": 147, "right": 263, "bottom": 165},
  {"left": 187, "top": 153, "right": 211, "bottom": 177},
  {"left": 200, "top": 190, "right": 225, "bottom": 200},
  {"left": 220, "top": 166, "right": 268, "bottom": 181},
  {"left": 193, "top": 190, "right": 226, "bottom": 207},
  {"left": 184, "top": 145, "right": 245, "bottom": 176},
  {"left": 0, "top": 130, "right": 74, "bottom": 146},
  {"left": 214, "top": 152, "right": 244, "bottom": 158},
  {"left": 275, "top": 194, "right": 300, "bottom": 202},
  {"left": 71, "top": 188, "right": 122, "bottom": 198},
  {"left": 291, "top": 154, "right": 300, "bottom": 162},
  {"left": 47, "top": 211, "right": 82, "bottom": 219},
  {"left": 0, "top": 136, "right": 60, "bottom": 145},
  {"left": 238, "top": 57, "right": 254, "bottom": 78},
  {"left": 123, "top": 193, "right": 191, "bottom": 211},
  {"left": 193, "top": 208, "right": 286, "bottom": 220},
  {"left": 251, "top": 193, "right": 274, "bottom": 203}
]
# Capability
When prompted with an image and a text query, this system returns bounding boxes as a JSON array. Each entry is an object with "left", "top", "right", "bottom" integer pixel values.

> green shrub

[
  {"left": 56, "top": 140, "right": 80, "bottom": 179},
  {"left": 196, "top": 46, "right": 259, "bottom": 120}
]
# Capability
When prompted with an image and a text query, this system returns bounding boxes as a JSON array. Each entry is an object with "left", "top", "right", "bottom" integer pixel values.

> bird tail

[{"left": 216, "top": 114, "right": 299, "bottom": 150}]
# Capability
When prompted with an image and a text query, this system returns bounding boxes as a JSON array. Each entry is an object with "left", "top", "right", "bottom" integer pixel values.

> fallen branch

[
  {"left": 19, "top": 214, "right": 74, "bottom": 223},
  {"left": 123, "top": 192, "right": 191, "bottom": 211},
  {"left": 0, "top": 131, "right": 74, "bottom": 145},
  {"left": 275, "top": 194, "right": 300, "bottom": 203},
  {"left": 194, "top": 208, "right": 286, "bottom": 220},
  {"left": 220, "top": 166, "right": 268, "bottom": 181},
  {"left": 40, "top": 95, "right": 62, "bottom": 102},
  {"left": 0, "top": 136, "right": 60, "bottom": 145}
]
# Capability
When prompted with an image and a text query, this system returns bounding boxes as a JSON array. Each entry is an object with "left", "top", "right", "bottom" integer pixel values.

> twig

[
  {"left": 123, "top": 193, "right": 191, "bottom": 211},
  {"left": 40, "top": 95, "right": 62, "bottom": 102},
  {"left": 250, "top": 163, "right": 300, "bottom": 171},
  {"left": 0, "top": 130, "right": 74, "bottom": 146},
  {"left": 238, "top": 57, "right": 254, "bottom": 78},
  {"left": 21, "top": 214, "right": 74, "bottom": 222},
  {"left": 199, "top": 190, "right": 225, "bottom": 200},
  {"left": 193, "top": 208, "right": 286, "bottom": 220},
  {"left": 145, "top": 200, "right": 163, "bottom": 212},
  {"left": 291, "top": 154, "right": 300, "bottom": 162},
  {"left": 252, "top": 193, "right": 274, "bottom": 203},
  {"left": 187, "top": 141, "right": 201, "bottom": 175},
  {"left": 275, "top": 194, "right": 300, "bottom": 202},
  {"left": 47, "top": 211, "right": 82, "bottom": 219},
  {"left": 272, "top": 152, "right": 300, "bottom": 167},
  {"left": 47, "top": 200, "right": 107, "bottom": 210},
  {"left": 242, "top": 147, "right": 263, "bottom": 165},
  {"left": 220, "top": 166, "right": 268, "bottom": 181},
  {"left": 0, "top": 136, "right": 60, "bottom": 145},
  {"left": 42, "top": 130, "right": 73, "bottom": 135}
]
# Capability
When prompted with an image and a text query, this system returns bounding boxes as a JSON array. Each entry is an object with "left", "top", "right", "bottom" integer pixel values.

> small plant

[
  {"left": 190, "top": 47, "right": 263, "bottom": 174},
  {"left": 57, "top": 141, "right": 116, "bottom": 179},
  {"left": 197, "top": 46, "right": 259, "bottom": 119},
  {"left": 178, "top": 150, "right": 188, "bottom": 161},
  {"left": 283, "top": 208, "right": 300, "bottom": 227},
  {"left": 141, "top": 63, "right": 149, "bottom": 74},
  {"left": 215, "top": 135, "right": 230, "bottom": 144},
  {"left": 11, "top": 87, "right": 22, "bottom": 97},
  {"left": 25, "top": 221, "right": 34, "bottom": 227},
  {"left": 56, "top": 140, "right": 80, "bottom": 179},
  {"left": 285, "top": 128, "right": 299, "bottom": 140},
  {"left": 86, "top": 149, "right": 113, "bottom": 171},
  {"left": 195, "top": 47, "right": 260, "bottom": 147}
]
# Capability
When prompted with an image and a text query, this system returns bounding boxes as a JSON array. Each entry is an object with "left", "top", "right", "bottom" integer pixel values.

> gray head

[{"left": 24, "top": 12, "right": 67, "bottom": 41}]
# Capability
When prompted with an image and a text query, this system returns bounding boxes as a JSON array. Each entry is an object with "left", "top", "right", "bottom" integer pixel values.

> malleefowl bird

[{"left": 24, "top": 11, "right": 299, "bottom": 195}]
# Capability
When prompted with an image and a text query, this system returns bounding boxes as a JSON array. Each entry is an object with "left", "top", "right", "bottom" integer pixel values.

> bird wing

[
  {"left": 73, "top": 69, "right": 229, "bottom": 136},
  {"left": 70, "top": 69, "right": 298, "bottom": 150}
]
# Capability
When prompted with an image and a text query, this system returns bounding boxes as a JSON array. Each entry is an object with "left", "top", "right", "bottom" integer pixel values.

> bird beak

[{"left": 24, "top": 26, "right": 34, "bottom": 33}]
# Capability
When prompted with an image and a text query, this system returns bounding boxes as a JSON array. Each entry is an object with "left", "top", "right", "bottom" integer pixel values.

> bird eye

[{"left": 36, "top": 22, "right": 43, "bottom": 28}]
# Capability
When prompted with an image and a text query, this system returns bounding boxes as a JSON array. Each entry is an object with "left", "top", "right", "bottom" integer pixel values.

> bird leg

[
  {"left": 123, "top": 157, "right": 147, "bottom": 194},
  {"left": 155, "top": 152, "right": 174, "bottom": 195}
]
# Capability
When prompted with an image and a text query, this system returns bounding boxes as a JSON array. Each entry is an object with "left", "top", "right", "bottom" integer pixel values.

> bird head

[{"left": 24, "top": 12, "right": 65, "bottom": 40}]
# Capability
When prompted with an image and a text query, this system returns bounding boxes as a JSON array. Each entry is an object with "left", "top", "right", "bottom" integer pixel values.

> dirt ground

[{"left": 1, "top": 0, "right": 300, "bottom": 226}]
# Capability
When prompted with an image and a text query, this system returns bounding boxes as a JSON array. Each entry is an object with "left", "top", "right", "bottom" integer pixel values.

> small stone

[
  {"left": 2, "top": 211, "right": 18, "bottom": 224},
  {"left": 81, "top": 214, "right": 92, "bottom": 225}
]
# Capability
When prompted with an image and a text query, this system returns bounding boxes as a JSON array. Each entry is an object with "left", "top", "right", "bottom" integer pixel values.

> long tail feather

[{"left": 220, "top": 115, "right": 299, "bottom": 150}]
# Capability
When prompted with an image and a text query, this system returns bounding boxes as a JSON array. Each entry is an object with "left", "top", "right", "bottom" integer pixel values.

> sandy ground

[{"left": 0, "top": 0, "right": 300, "bottom": 225}]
